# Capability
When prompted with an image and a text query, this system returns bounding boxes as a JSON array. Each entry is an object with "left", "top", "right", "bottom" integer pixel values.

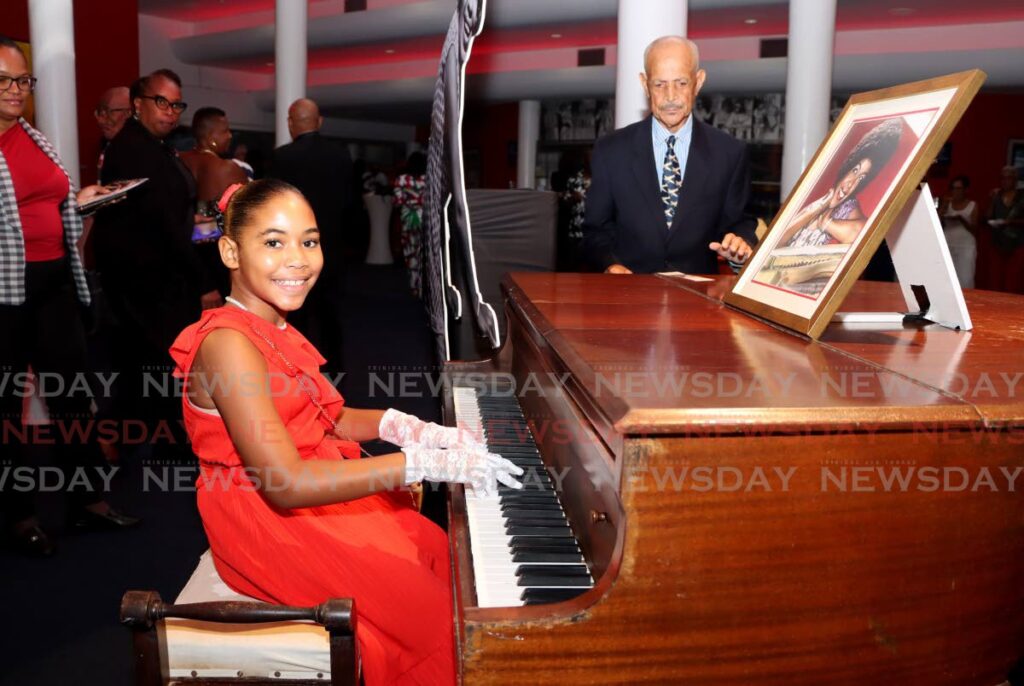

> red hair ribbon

[{"left": 217, "top": 183, "right": 245, "bottom": 213}]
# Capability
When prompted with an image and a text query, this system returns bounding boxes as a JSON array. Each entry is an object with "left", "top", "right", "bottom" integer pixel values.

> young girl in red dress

[{"left": 169, "top": 179, "right": 521, "bottom": 686}]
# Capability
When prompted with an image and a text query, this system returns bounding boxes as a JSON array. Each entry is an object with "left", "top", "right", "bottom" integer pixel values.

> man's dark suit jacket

[
  {"left": 268, "top": 131, "right": 353, "bottom": 272},
  {"left": 582, "top": 116, "right": 757, "bottom": 274},
  {"left": 93, "top": 117, "right": 207, "bottom": 349}
]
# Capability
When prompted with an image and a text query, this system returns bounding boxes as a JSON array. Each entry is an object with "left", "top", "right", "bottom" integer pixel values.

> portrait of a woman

[{"left": 777, "top": 118, "right": 904, "bottom": 249}]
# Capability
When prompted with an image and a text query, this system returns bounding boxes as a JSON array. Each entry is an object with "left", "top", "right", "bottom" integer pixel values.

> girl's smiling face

[{"left": 220, "top": 190, "right": 322, "bottom": 325}]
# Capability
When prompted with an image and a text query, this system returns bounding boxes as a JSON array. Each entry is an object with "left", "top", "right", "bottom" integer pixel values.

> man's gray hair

[{"left": 643, "top": 36, "right": 700, "bottom": 74}]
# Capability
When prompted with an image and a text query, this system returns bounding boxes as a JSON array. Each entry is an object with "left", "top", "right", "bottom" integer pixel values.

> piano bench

[{"left": 120, "top": 550, "right": 359, "bottom": 686}]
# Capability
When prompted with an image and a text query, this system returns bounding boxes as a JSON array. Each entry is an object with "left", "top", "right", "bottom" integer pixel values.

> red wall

[
  {"left": 0, "top": 0, "right": 140, "bottom": 185},
  {"left": 462, "top": 102, "right": 518, "bottom": 189},
  {"left": 926, "top": 92, "right": 1024, "bottom": 209}
]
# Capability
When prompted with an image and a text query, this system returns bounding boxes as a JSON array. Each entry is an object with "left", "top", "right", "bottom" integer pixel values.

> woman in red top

[
  {"left": 0, "top": 36, "right": 138, "bottom": 557},
  {"left": 170, "top": 179, "right": 521, "bottom": 685}
]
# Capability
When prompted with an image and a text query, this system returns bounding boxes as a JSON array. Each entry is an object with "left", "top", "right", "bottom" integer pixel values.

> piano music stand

[{"left": 831, "top": 183, "right": 972, "bottom": 331}]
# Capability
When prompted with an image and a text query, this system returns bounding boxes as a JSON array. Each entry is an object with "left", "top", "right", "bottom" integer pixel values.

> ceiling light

[
  {"left": 550, "top": 33, "right": 562, "bottom": 38},
  {"left": 889, "top": 7, "right": 915, "bottom": 15},
  {"left": 744, "top": 18, "right": 758, "bottom": 25}
]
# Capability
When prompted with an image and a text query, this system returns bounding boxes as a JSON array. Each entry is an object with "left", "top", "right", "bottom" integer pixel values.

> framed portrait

[{"left": 724, "top": 70, "right": 984, "bottom": 339}]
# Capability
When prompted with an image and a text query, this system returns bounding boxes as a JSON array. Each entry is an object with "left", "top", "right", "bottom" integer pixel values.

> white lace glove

[
  {"left": 379, "top": 408, "right": 481, "bottom": 449},
  {"left": 402, "top": 445, "right": 523, "bottom": 495}
]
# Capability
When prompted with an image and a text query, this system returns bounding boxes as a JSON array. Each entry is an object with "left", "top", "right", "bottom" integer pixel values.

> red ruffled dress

[{"left": 169, "top": 306, "right": 456, "bottom": 686}]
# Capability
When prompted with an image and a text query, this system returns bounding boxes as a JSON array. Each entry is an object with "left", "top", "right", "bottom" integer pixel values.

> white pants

[{"left": 943, "top": 226, "right": 976, "bottom": 289}]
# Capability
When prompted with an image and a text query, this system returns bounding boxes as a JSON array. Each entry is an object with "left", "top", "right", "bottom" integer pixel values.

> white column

[
  {"left": 780, "top": 0, "right": 837, "bottom": 198},
  {"left": 28, "top": 0, "right": 80, "bottom": 186},
  {"left": 274, "top": 0, "right": 307, "bottom": 147},
  {"left": 615, "top": 0, "right": 686, "bottom": 129},
  {"left": 516, "top": 100, "right": 541, "bottom": 189}
]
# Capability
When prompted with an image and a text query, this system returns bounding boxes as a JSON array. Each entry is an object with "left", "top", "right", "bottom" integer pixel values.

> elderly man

[{"left": 582, "top": 36, "right": 756, "bottom": 274}]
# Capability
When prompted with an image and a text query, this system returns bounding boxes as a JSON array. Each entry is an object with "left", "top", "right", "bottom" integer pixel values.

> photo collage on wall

[
  {"left": 693, "top": 94, "right": 785, "bottom": 143},
  {"left": 542, "top": 99, "right": 615, "bottom": 142}
]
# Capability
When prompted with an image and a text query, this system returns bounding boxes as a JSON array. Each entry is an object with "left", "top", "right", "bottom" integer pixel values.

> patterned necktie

[{"left": 660, "top": 134, "right": 681, "bottom": 229}]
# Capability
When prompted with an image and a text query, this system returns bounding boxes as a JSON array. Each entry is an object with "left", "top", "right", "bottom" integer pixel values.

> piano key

[
  {"left": 517, "top": 574, "right": 592, "bottom": 588},
  {"left": 502, "top": 508, "right": 566, "bottom": 518},
  {"left": 455, "top": 385, "right": 594, "bottom": 608},
  {"left": 506, "top": 518, "right": 574, "bottom": 529},
  {"left": 515, "top": 564, "right": 590, "bottom": 577},
  {"left": 513, "top": 551, "right": 585, "bottom": 564},
  {"left": 521, "top": 588, "right": 589, "bottom": 605}
]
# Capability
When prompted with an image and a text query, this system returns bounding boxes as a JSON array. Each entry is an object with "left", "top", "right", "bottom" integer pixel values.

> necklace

[
  {"left": 196, "top": 147, "right": 218, "bottom": 156},
  {"left": 225, "top": 296, "right": 286, "bottom": 329}
]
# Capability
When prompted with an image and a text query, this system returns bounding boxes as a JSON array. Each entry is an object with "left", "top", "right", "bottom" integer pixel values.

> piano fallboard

[{"left": 445, "top": 272, "right": 1024, "bottom": 685}]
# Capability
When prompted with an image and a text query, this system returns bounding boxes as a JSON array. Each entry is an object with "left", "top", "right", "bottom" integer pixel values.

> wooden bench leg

[{"left": 120, "top": 591, "right": 168, "bottom": 686}]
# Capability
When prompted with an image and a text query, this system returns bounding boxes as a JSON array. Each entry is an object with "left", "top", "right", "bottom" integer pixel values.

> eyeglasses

[
  {"left": 0, "top": 75, "right": 37, "bottom": 93},
  {"left": 138, "top": 94, "right": 188, "bottom": 113},
  {"left": 95, "top": 106, "right": 131, "bottom": 119}
]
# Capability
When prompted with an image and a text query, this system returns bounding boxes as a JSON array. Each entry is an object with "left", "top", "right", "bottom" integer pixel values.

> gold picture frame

[{"left": 724, "top": 70, "right": 984, "bottom": 339}]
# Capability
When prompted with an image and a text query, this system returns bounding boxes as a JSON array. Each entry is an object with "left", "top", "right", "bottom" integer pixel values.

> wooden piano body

[{"left": 444, "top": 272, "right": 1024, "bottom": 685}]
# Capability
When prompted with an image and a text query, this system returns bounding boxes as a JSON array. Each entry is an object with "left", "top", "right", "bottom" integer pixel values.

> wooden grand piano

[{"left": 443, "top": 272, "right": 1024, "bottom": 685}]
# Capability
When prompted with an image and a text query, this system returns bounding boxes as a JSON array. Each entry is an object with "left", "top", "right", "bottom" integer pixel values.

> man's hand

[
  {"left": 200, "top": 290, "right": 224, "bottom": 310},
  {"left": 709, "top": 233, "right": 752, "bottom": 264},
  {"left": 605, "top": 264, "right": 633, "bottom": 274}
]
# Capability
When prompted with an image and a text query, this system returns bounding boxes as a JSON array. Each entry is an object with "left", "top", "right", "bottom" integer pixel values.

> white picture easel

[{"left": 831, "top": 183, "right": 972, "bottom": 331}]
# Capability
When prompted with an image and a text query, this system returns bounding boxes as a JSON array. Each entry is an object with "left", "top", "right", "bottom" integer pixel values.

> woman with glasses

[
  {"left": 90, "top": 68, "right": 222, "bottom": 463},
  {"left": 0, "top": 35, "right": 139, "bottom": 556},
  {"left": 938, "top": 175, "right": 977, "bottom": 289}
]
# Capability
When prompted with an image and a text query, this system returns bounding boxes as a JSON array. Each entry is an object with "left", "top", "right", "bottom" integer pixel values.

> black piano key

[
  {"left": 502, "top": 498, "right": 561, "bottom": 508},
  {"left": 507, "top": 526, "right": 574, "bottom": 537},
  {"left": 512, "top": 548, "right": 581, "bottom": 559},
  {"left": 499, "top": 491, "right": 557, "bottom": 501},
  {"left": 483, "top": 426, "right": 533, "bottom": 435},
  {"left": 510, "top": 535, "right": 578, "bottom": 546},
  {"left": 485, "top": 438, "right": 536, "bottom": 448},
  {"left": 505, "top": 518, "right": 571, "bottom": 529},
  {"left": 502, "top": 502, "right": 562, "bottom": 513},
  {"left": 491, "top": 447, "right": 542, "bottom": 457},
  {"left": 517, "top": 574, "right": 592, "bottom": 588},
  {"left": 511, "top": 543, "right": 581, "bottom": 555},
  {"left": 509, "top": 536, "right": 576, "bottom": 549},
  {"left": 521, "top": 587, "right": 588, "bottom": 605},
  {"left": 502, "top": 507, "right": 564, "bottom": 518},
  {"left": 512, "top": 551, "right": 585, "bottom": 564},
  {"left": 515, "top": 564, "right": 590, "bottom": 577}
]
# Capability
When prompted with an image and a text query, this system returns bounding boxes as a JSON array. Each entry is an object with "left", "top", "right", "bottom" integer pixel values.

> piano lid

[{"left": 502, "top": 272, "right": 1023, "bottom": 436}]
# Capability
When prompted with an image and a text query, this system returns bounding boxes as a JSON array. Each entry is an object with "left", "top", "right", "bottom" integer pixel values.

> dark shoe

[
  {"left": 68, "top": 506, "right": 141, "bottom": 532},
  {"left": 9, "top": 521, "right": 56, "bottom": 557}
]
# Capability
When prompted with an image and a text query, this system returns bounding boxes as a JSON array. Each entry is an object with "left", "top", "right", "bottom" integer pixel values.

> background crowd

[{"left": 2, "top": 46, "right": 1023, "bottom": 563}]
